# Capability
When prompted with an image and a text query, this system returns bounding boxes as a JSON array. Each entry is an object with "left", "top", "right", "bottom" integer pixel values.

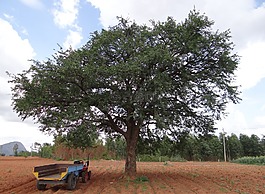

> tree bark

[{"left": 124, "top": 125, "right": 140, "bottom": 177}]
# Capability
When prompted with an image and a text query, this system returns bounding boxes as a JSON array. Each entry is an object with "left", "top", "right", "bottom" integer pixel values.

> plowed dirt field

[{"left": 0, "top": 156, "right": 264, "bottom": 193}]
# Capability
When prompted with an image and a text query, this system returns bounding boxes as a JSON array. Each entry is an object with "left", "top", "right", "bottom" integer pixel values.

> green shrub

[
  {"left": 134, "top": 176, "right": 149, "bottom": 183},
  {"left": 170, "top": 155, "right": 187, "bottom": 162},
  {"left": 232, "top": 156, "right": 265, "bottom": 165},
  {"left": 102, "top": 152, "right": 113, "bottom": 160},
  {"left": 54, "top": 157, "right": 63, "bottom": 161}
]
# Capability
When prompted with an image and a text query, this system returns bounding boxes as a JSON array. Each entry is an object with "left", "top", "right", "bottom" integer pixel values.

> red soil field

[{"left": 0, "top": 156, "right": 264, "bottom": 194}]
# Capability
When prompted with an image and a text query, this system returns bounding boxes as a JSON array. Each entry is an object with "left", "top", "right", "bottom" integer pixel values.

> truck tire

[
  {"left": 81, "top": 171, "right": 88, "bottom": 183},
  {"left": 67, "top": 173, "right": 77, "bottom": 190},
  {"left": 36, "top": 180, "right": 46, "bottom": 190}
]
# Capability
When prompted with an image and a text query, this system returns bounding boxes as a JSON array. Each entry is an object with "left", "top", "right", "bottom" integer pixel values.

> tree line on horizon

[
  {"left": 24, "top": 132, "right": 264, "bottom": 162},
  {"left": 106, "top": 132, "right": 265, "bottom": 162}
]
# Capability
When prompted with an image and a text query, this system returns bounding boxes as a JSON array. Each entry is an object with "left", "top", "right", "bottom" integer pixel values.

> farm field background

[{"left": 0, "top": 156, "right": 264, "bottom": 194}]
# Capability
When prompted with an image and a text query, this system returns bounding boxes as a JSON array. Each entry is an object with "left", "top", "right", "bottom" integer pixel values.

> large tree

[{"left": 9, "top": 10, "right": 240, "bottom": 176}]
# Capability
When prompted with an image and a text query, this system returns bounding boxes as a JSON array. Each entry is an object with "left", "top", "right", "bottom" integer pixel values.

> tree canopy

[{"left": 9, "top": 10, "right": 240, "bottom": 176}]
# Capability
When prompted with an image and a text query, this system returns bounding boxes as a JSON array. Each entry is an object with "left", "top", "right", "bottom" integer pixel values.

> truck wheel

[
  {"left": 67, "top": 173, "right": 77, "bottom": 190},
  {"left": 81, "top": 171, "right": 88, "bottom": 183},
  {"left": 36, "top": 180, "right": 46, "bottom": 190}
]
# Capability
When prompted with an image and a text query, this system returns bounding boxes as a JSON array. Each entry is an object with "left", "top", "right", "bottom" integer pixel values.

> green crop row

[{"left": 232, "top": 156, "right": 265, "bottom": 165}]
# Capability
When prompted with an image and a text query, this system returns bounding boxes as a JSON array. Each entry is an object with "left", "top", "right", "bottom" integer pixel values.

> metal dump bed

[
  {"left": 33, "top": 162, "right": 90, "bottom": 190},
  {"left": 33, "top": 163, "right": 83, "bottom": 181}
]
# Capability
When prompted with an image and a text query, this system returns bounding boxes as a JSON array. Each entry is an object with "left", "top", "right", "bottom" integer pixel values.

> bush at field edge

[{"left": 232, "top": 156, "right": 265, "bottom": 165}]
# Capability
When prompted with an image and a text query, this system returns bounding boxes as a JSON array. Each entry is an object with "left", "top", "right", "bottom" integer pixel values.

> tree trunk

[{"left": 124, "top": 126, "right": 140, "bottom": 177}]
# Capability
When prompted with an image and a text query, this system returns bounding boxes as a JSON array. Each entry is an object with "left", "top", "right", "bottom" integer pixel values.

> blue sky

[
  {"left": 0, "top": 0, "right": 265, "bottom": 150},
  {"left": 0, "top": 0, "right": 101, "bottom": 59}
]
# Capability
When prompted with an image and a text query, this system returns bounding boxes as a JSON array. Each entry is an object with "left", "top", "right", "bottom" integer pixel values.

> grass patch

[
  {"left": 141, "top": 184, "right": 147, "bottom": 191},
  {"left": 125, "top": 177, "right": 130, "bottom": 189},
  {"left": 220, "top": 187, "right": 229, "bottom": 192},
  {"left": 235, "top": 189, "right": 249, "bottom": 194},
  {"left": 190, "top": 173, "right": 199, "bottom": 178},
  {"left": 159, "top": 184, "right": 167, "bottom": 189},
  {"left": 134, "top": 175, "right": 149, "bottom": 183}
]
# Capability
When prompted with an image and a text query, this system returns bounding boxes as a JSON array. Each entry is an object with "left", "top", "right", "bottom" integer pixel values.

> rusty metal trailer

[{"left": 33, "top": 161, "right": 91, "bottom": 190}]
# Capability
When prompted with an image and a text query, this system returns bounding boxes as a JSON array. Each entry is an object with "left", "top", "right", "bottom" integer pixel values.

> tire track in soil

[
  {"left": 176, "top": 164, "right": 242, "bottom": 194},
  {"left": 169, "top": 171, "right": 225, "bottom": 194},
  {"left": 100, "top": 169, "right": 125, "bottom": 193},
  {"left": 1, "top": 178, "right": 36, "bottom": 194},
  {"left": 137, "top": 165, "right": 165, "bottom": 194},
  {"left": 149, "top": 165, "right": 224, "bottom": 194},
  {"left": 139, "top": 165, "right": 176, "bottom": 194},
  {"left": 192, "top": 165, "right": 264, "bottom": 194},
  {"left": 138, "top": 175, "right": 157, "bottom": 194},
  {"left": 155, "top": 170, "right": 192, "bottom": 194},
  {"left": 80, "top": 165, "right": 108, "bottom": 193},
  {"left": 77, "top": 163, "right": 125, "bottom": 194}
]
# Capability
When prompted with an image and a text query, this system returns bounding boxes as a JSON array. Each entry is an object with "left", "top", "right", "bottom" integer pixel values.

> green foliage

[
  {"left": 39, "top": 143, "right": 54, "bottom": 158},
  {"left": 55, "top": 126, "right": 99, "bottom": 150},
  {"left": 102, "top": 134, "right": 264, "bottom": 162},
  {"left": 32, "top": 142, "right": 54, "bottom": 158},
  {"left": 176, "top": 134, "right": 223, "bottom": 161},
  {"left": 134, "top": 176, "right": 149, "bottom": 183},
  {"left": 240, "top": 134, "right": 263, "bottom": 157},
  {"left": 8, "top": 10, "right": 241, "bottom": 175},
  {"left": 105, "top": 135, "right": 126, "bottom": 159},
  {"left": 9, "top": 10, "right": 240, "bottom": 138},
  {"left": 17, "top": 151, "right": 31, "bottom": 157},
  {"left": 170, "top": 155, "right": 187, "bottom": 162},
  {"left": 54, "top": 157, "right": 63, "bottom": 161},
  {"left": 199, "top": 135, "right": 223, "bottom": 161},
  {"left": 232, "top": 156, "right": 265, "bottom": 165}
]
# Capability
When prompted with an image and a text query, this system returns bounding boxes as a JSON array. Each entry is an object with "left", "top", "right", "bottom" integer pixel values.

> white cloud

[
  {"left": 215, "top": 105, "right": 261, "bottom": 137},
  {"left": 0, "top": 18, "right": 35, "bottom": 77},
  {"left": 0, "top": 18, "right": 34, "bottom": 117},
  {"left": 52, "top": 0, "right": 83, "bottom": 49},
  {"left": 63, "top": 29, "right": 83, "bottom": 49},
  {"left": 87, "top": 0, "right": 260, "bottom": 31},
  {"left": 216, "top": 103, "right": 248, "bottom": 129},
  {"left": 254, "top": 115, "right": 265, "bottom": 127},
  {"left": 21, "top": 27, "right": 29, "bottom": 36},
  {"left": 0, "top": 18, "right": 53, "bottom": 150},
  {"left": 236, "top": 42, "right": 265, "bottom": 90},
  {"left": 53, "top": 0, "right": 80, "bottom": 29},
  {"left": 3, "top": 13, "right": 14, "bottom": 21},
  {"left": 87, "top": 0, "right": 194, "bottom": 28},
  {"left": 19, "top": 0, "right": 44, "bottom": 9}
]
